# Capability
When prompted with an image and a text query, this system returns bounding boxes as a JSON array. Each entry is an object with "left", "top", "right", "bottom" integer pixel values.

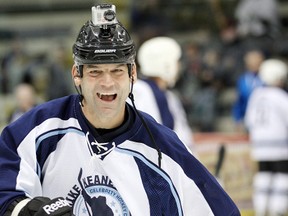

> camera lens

[{"left": 104, "top": 10, "right": 116, "bottom": 21}]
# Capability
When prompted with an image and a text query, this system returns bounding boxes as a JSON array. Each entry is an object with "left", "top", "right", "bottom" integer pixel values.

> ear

[
  {"left": 130, "top": 64, "right": 137, "bottom": 83},
  {"left": 72, "top": 64, "right": 81, "bottom": 86}
]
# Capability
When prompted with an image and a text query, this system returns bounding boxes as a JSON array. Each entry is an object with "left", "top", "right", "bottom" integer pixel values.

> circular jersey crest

[{"left": 73, "top": 185, "right": 130, "bottom": 215}]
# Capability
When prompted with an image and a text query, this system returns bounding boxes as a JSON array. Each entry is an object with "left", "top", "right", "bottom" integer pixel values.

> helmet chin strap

[
  {"left": 128, "top": 75, "right": 162, "bottom": 168},
  {"left": 127, "top": 63, "right": 135, "bottom": 101},
  {"left": 75, "top": 84, "right": 84, "bottom": 107}
]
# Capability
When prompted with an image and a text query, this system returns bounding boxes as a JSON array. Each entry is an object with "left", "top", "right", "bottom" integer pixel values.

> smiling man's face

[{"left": 73, "top": 63, "right": 136, "bottom": 129}]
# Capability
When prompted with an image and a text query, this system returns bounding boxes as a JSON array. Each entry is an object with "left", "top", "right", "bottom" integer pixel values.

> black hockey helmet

[{"left": 73, "top": 4, "right": 136, "bottom": 66}]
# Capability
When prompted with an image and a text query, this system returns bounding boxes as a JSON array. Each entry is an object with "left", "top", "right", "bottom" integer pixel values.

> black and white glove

[{"left": 18, "top": 197, "right": 73, "bottom": 216}]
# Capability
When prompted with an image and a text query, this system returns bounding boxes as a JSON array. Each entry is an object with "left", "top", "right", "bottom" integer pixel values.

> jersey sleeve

[
  {"left": 0, "top": 120, "right": 42, "bottom": 214},
  {"left": 162, "top": 139, "right": 240, "bottom": 215}
]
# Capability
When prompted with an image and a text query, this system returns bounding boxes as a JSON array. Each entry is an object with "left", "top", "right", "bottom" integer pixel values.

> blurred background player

[
  {"left": 232, "top": 49, "right": 265, "bottom": 132},
  {"left": 245, "top": 59, "right": 288, "bottom": 216},
  {"left": 7, "top": 83, "right": 37, "bottom": 123},
  {"left": 130, "top": 36, "right": 194, "bottom": 149}
]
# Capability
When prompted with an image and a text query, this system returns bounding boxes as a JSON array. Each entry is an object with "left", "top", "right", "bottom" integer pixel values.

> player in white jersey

[
  {"left": 131, "top": 36, "right": 194, "bottom": 149},
  {"left": 0, "top": 3, "right": 240, "bottom": 216},
  {"left": 245, "top": 59, "right": 288, "bottom": 216}
]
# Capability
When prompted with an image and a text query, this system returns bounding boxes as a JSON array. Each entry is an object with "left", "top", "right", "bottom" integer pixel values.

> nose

[{"left": 100, "top": 72, "right": 114, "bottom": 87}]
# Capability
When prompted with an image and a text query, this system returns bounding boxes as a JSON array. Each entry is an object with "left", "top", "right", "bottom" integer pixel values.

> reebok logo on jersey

[{"left": 42, "top": 198, "right": 70, "bottom": 214}]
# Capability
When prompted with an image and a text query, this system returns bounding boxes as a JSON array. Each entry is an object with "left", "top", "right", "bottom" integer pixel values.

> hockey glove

[{"left": 18, "top": 196, "right": 73, "bottom": 216}]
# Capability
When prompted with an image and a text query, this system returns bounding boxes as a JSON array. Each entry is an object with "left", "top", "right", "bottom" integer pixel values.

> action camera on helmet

[{"left": 91, "top": 4, "right": 117, "bottom": 26}]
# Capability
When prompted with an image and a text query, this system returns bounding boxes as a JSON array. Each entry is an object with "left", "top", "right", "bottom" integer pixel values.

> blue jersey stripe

[
  {"left": 115, "top": 147, "right": 183, "bottom": 216},
  {"left": 35, "top": 127, "right": 84, "bottom": 177},
  {"left": 36, "top": 127, "right": 84, "bottom": 150}
]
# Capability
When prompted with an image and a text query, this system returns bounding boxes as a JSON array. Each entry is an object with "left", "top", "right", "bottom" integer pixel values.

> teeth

[{"left": 98, "top": 93, "right": 115, "bottom": 99}]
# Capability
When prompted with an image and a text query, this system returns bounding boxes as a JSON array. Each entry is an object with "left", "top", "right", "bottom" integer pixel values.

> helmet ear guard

[
  {"left": 75, "top": 64, "right": 83, "bottom": 77},
  {"left": 127, "top": 63, "right": 133, "bottom": 78}
]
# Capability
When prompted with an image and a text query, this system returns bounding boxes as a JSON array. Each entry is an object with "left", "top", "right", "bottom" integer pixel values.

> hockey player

[
  {"left": 130, "top": 36, "right": 194, "bottom": 149},
  {"left": 245, "top": 59, "right": 288, "bottom": 216},
  {"left": 0, "top": 3, "right": 240, "bottom": 216}
]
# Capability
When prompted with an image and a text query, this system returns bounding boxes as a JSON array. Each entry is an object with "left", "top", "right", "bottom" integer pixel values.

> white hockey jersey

[
  {"left": 129, "top": 79, "right": 193, "bottom": 148},
  {"left": 245, "top": 86, "right": 288, "bottom": 161},
  {"left": 0, "top": 95, "right": 239, "bottom": 215}
]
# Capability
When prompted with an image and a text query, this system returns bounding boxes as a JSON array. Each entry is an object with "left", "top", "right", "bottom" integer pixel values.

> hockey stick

[{"left": 214, "top": 143, "right": 226, "bottom": 178}]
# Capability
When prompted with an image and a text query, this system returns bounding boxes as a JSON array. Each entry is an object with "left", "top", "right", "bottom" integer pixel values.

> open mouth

[{"left": 97, "top": 93, "right": 117, "bottom": 102}]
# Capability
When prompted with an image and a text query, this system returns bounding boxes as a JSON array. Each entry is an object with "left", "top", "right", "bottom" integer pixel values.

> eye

[
  {"left": 113, "top": 68, "right": 123, "bottom": 72},
  {"left": 88, "top": 70, "right": 101, "bottom": 77},
  {"left": 111, "top": 68, "right": 125, "bottom": 75}
]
